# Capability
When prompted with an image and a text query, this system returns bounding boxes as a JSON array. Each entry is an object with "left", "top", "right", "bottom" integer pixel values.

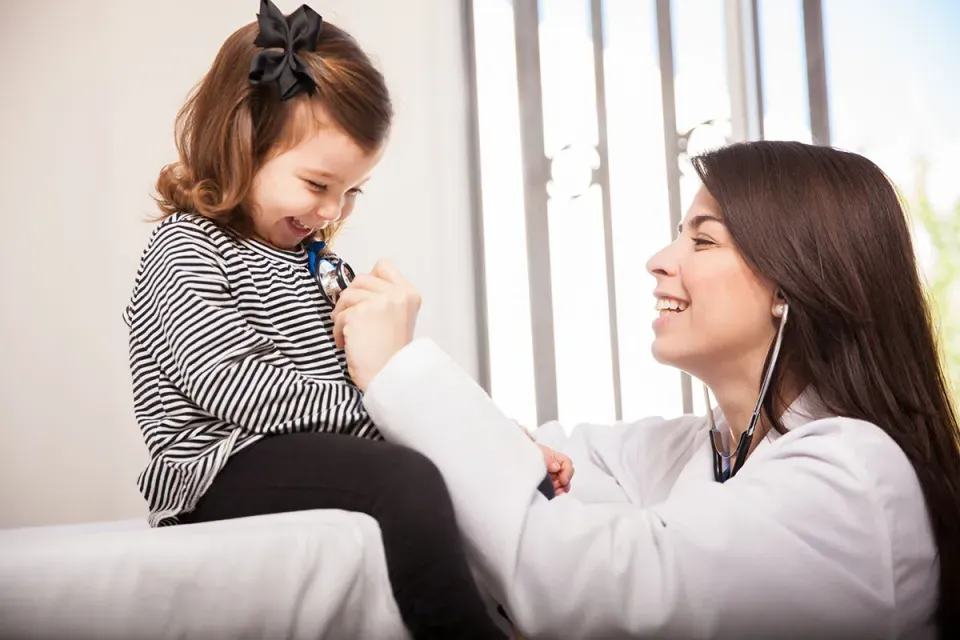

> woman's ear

[{"left": 772, "top": 290, "right": 786, "bottom": 318}]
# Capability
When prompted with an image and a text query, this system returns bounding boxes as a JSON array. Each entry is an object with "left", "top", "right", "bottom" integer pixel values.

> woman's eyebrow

[{"left": 678, "top": 214, "right": 724, "bottom": 235}]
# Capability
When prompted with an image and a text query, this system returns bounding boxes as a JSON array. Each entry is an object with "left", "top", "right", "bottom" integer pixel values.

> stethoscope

[
  {"left": 707, "top": 300, "right": 790, "bottom": 483},
  {"left": 306, "top": 241, "right": 355, "bottom": 306}
]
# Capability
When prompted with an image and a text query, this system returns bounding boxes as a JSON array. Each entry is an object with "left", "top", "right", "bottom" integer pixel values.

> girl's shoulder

[
  {"left": 152, "top": 212, "right": 232, "bottom": 243},
  {"left": 140, "top": 213, "right": 240, "bottom": 261}
]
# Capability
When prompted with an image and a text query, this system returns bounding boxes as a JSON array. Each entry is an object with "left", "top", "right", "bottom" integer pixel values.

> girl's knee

[{"left": 381, "top": 446, "right": 450, "bottom": 499}]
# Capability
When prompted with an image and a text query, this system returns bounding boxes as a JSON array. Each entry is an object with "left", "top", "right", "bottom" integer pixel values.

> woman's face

[{"left": 646, "top": 186, "right": 780, "bottom": 384}]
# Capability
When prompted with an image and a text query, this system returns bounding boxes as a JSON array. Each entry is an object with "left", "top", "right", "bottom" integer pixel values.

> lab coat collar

[
  {"left": 762, "top": 386, "right": 830, "bottom": 445},
  {"left": 673, "top": 388, "right": 833, "bottom": 492},
  {"left": 713, "top": 386, "right": 827, "bottom": 445}
]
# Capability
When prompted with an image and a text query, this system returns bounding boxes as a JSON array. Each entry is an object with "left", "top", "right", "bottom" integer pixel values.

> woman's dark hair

[{"left": 692, "top": 140, "right": 960, "bottom": 634}]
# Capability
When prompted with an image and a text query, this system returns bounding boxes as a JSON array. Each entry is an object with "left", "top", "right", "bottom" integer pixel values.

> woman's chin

[
  {"left": 651, "top": 338, "right": 677, "bottom": 366},
  {"left": 651, "top": 339, "right": 700, "bottom": 373}
]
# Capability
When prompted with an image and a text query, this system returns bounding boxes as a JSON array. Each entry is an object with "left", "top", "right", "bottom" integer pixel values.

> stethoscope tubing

[{"left": 710, "top": 303, "right": 790, "bottom": 482}]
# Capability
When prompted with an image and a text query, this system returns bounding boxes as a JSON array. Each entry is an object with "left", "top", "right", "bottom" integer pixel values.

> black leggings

[{"left": 180, "top": 433, "right": 505, "bottom": 639}]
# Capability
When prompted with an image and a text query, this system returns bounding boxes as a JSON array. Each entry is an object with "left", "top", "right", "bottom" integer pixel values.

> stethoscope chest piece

[
  {"left": 316, "top": 256, "right": 355, "bottom": 305},
  {"left": 307, "top": 242, "right": 355, "bottom": 306}
]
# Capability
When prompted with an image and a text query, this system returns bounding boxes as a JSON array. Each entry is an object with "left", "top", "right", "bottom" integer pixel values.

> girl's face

[{"left": 249, "top": 105, "right": 384, "bottom": 250}]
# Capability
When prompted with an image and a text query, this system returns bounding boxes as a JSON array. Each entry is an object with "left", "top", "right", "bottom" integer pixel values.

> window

[
  {"left": 467, "top": 0, "right": 960, "bottom": 427},
  {"left": 822, "top": 0, "right": 960, "bottom": 394}
]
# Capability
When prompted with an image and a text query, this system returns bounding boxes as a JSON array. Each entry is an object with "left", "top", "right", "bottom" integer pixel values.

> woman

[{"left": 332, "top": 141, "right": 960, "bottom": 638}]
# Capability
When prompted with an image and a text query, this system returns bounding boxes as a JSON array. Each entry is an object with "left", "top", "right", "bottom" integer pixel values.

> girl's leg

[{"left": 182, "top": 433, "right": 504, "bottom": 639}]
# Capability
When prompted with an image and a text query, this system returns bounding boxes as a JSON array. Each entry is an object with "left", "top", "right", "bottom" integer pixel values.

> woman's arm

[
  {"left": 364, "top": 339, "right": 898, "bottom": 639},
  {"left": 128, "top": 220, "right": 369, "bottom": 436},
  {"left": 510, "top": 413, "right": 636, "bottom": 502}
]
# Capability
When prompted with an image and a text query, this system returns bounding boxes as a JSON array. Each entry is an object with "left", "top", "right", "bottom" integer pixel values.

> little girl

[{"left": 123, "top": 2, "right": 534, "bottom": 637}]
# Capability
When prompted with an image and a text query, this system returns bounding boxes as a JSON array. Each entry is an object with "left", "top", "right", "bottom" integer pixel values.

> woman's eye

[
  {"left": 347, "top": 187, "right": 364, "bottom": 196},
  {"left": 693, "top": 237, "right": 715, "bottom": 248},
  {"left": 306, "top": 180, "right": 327, "bottom": 192}
]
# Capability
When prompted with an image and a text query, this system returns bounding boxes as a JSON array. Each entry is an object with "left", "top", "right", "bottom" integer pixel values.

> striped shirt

[{"left": 124, "top": 213, "right": 379, "bottom": 527}]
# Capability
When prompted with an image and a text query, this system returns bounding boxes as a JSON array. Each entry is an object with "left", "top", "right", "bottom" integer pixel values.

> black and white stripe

[{"left": 125, "top": 213, "right": 379, "bottom": 526}]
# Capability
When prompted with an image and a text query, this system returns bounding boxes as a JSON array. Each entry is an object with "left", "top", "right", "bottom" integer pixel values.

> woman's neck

[
  {"left": 706, "top": 371, "right": 800, "bottom": 460},
  {"left": 709, "top": 377, "right": 761, "bottom": 448}
]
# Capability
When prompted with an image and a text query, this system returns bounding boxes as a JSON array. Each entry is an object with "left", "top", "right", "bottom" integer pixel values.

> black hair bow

[{"left": 248, "top": 0, "right": 323, "bottom": 101}]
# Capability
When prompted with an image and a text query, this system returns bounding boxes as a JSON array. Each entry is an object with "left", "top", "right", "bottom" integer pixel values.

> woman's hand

[
  {"left": 540, "top": 444, "right": 574, "bottom": 495},
  {"left": 332, "top": 260, "right": 422, "bottom": 392}
]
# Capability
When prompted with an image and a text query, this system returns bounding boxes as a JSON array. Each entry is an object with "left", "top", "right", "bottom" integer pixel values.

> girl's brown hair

[{"left": 155, "top": 16, "right": 392, "bottom": 244}]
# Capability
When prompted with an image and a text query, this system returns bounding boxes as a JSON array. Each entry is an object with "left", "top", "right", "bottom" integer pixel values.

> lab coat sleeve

[
  {"left": 533, "top": 422, "right": 632, "bottom": 504},
  {"left": 364, "top": 339, "right": 895, "bottom": 639}
]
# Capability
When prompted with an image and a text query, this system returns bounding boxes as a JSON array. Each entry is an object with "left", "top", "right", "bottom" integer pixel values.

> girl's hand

[{"left": 539, "top": 444, "right": 574, "bottom": 495}]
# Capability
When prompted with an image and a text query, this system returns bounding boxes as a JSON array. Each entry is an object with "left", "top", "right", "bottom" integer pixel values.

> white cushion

[{"left": 0, "top": 510, "right": 409, "bottom": 639}]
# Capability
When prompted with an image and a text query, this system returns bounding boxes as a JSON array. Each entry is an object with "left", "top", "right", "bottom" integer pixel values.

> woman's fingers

[
  {"left": 332, "top": 287, "right": 375, "bottom": 322},
  {"left": 332, "top": 260, "right": 423, "bottom": 392},
  {"left": 371, "top": 259, "right": 415, "bottom": 289},
  {"left": 346, "top": 273, "right": 391, "bottom": 294},
  {"left": 332, "top": 305, "right": 351, "bottom": 349}
]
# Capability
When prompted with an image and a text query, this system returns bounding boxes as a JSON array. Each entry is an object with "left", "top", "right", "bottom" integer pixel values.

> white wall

[{"left": 0, "top": 0, "right": 479, "bottom": 527}]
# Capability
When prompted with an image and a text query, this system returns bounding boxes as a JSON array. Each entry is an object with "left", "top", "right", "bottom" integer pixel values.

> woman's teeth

[{"left": 656, "top": 298, "right": 688, "bottom": 315}]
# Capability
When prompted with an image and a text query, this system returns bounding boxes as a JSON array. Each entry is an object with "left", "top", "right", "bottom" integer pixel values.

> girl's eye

[
  {"left": 347, "top": 188, "right": 364, "bottom": 196},
  {"left": 306, "top": 180, "right": 327, "bottom": 192}
]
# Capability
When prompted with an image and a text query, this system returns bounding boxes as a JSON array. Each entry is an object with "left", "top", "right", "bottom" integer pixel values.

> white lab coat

[{"left": 363, "top": 339, "right": 938, "bottom": 639}]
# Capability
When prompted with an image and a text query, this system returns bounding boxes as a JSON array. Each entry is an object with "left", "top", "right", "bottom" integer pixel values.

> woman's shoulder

[
  {"left": 772, "top": 392, "right": 924, "bottom": 502},
  {"left": 764, "top": 416, "right": 927, "bottom": 527},
  {"left": 770, "top": 416, "right": 937, "bottom": 634},
  {"left": 778, "top": 416, "right": 922, "bottom": 493}
]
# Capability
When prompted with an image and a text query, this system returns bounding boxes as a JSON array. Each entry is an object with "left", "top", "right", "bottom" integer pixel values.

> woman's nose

[{"left": 646, "top": 242, "right": 679, "bottom": 278}]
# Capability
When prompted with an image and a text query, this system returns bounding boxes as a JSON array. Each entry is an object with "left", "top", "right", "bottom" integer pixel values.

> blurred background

[{"left": 1, "top": 0, "right": 957, "bottom": 527}]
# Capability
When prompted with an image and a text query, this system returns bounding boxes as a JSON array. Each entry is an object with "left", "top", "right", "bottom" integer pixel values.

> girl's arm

[{"left": 128, "top": 219, "right": 370, "bottom": 436}]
